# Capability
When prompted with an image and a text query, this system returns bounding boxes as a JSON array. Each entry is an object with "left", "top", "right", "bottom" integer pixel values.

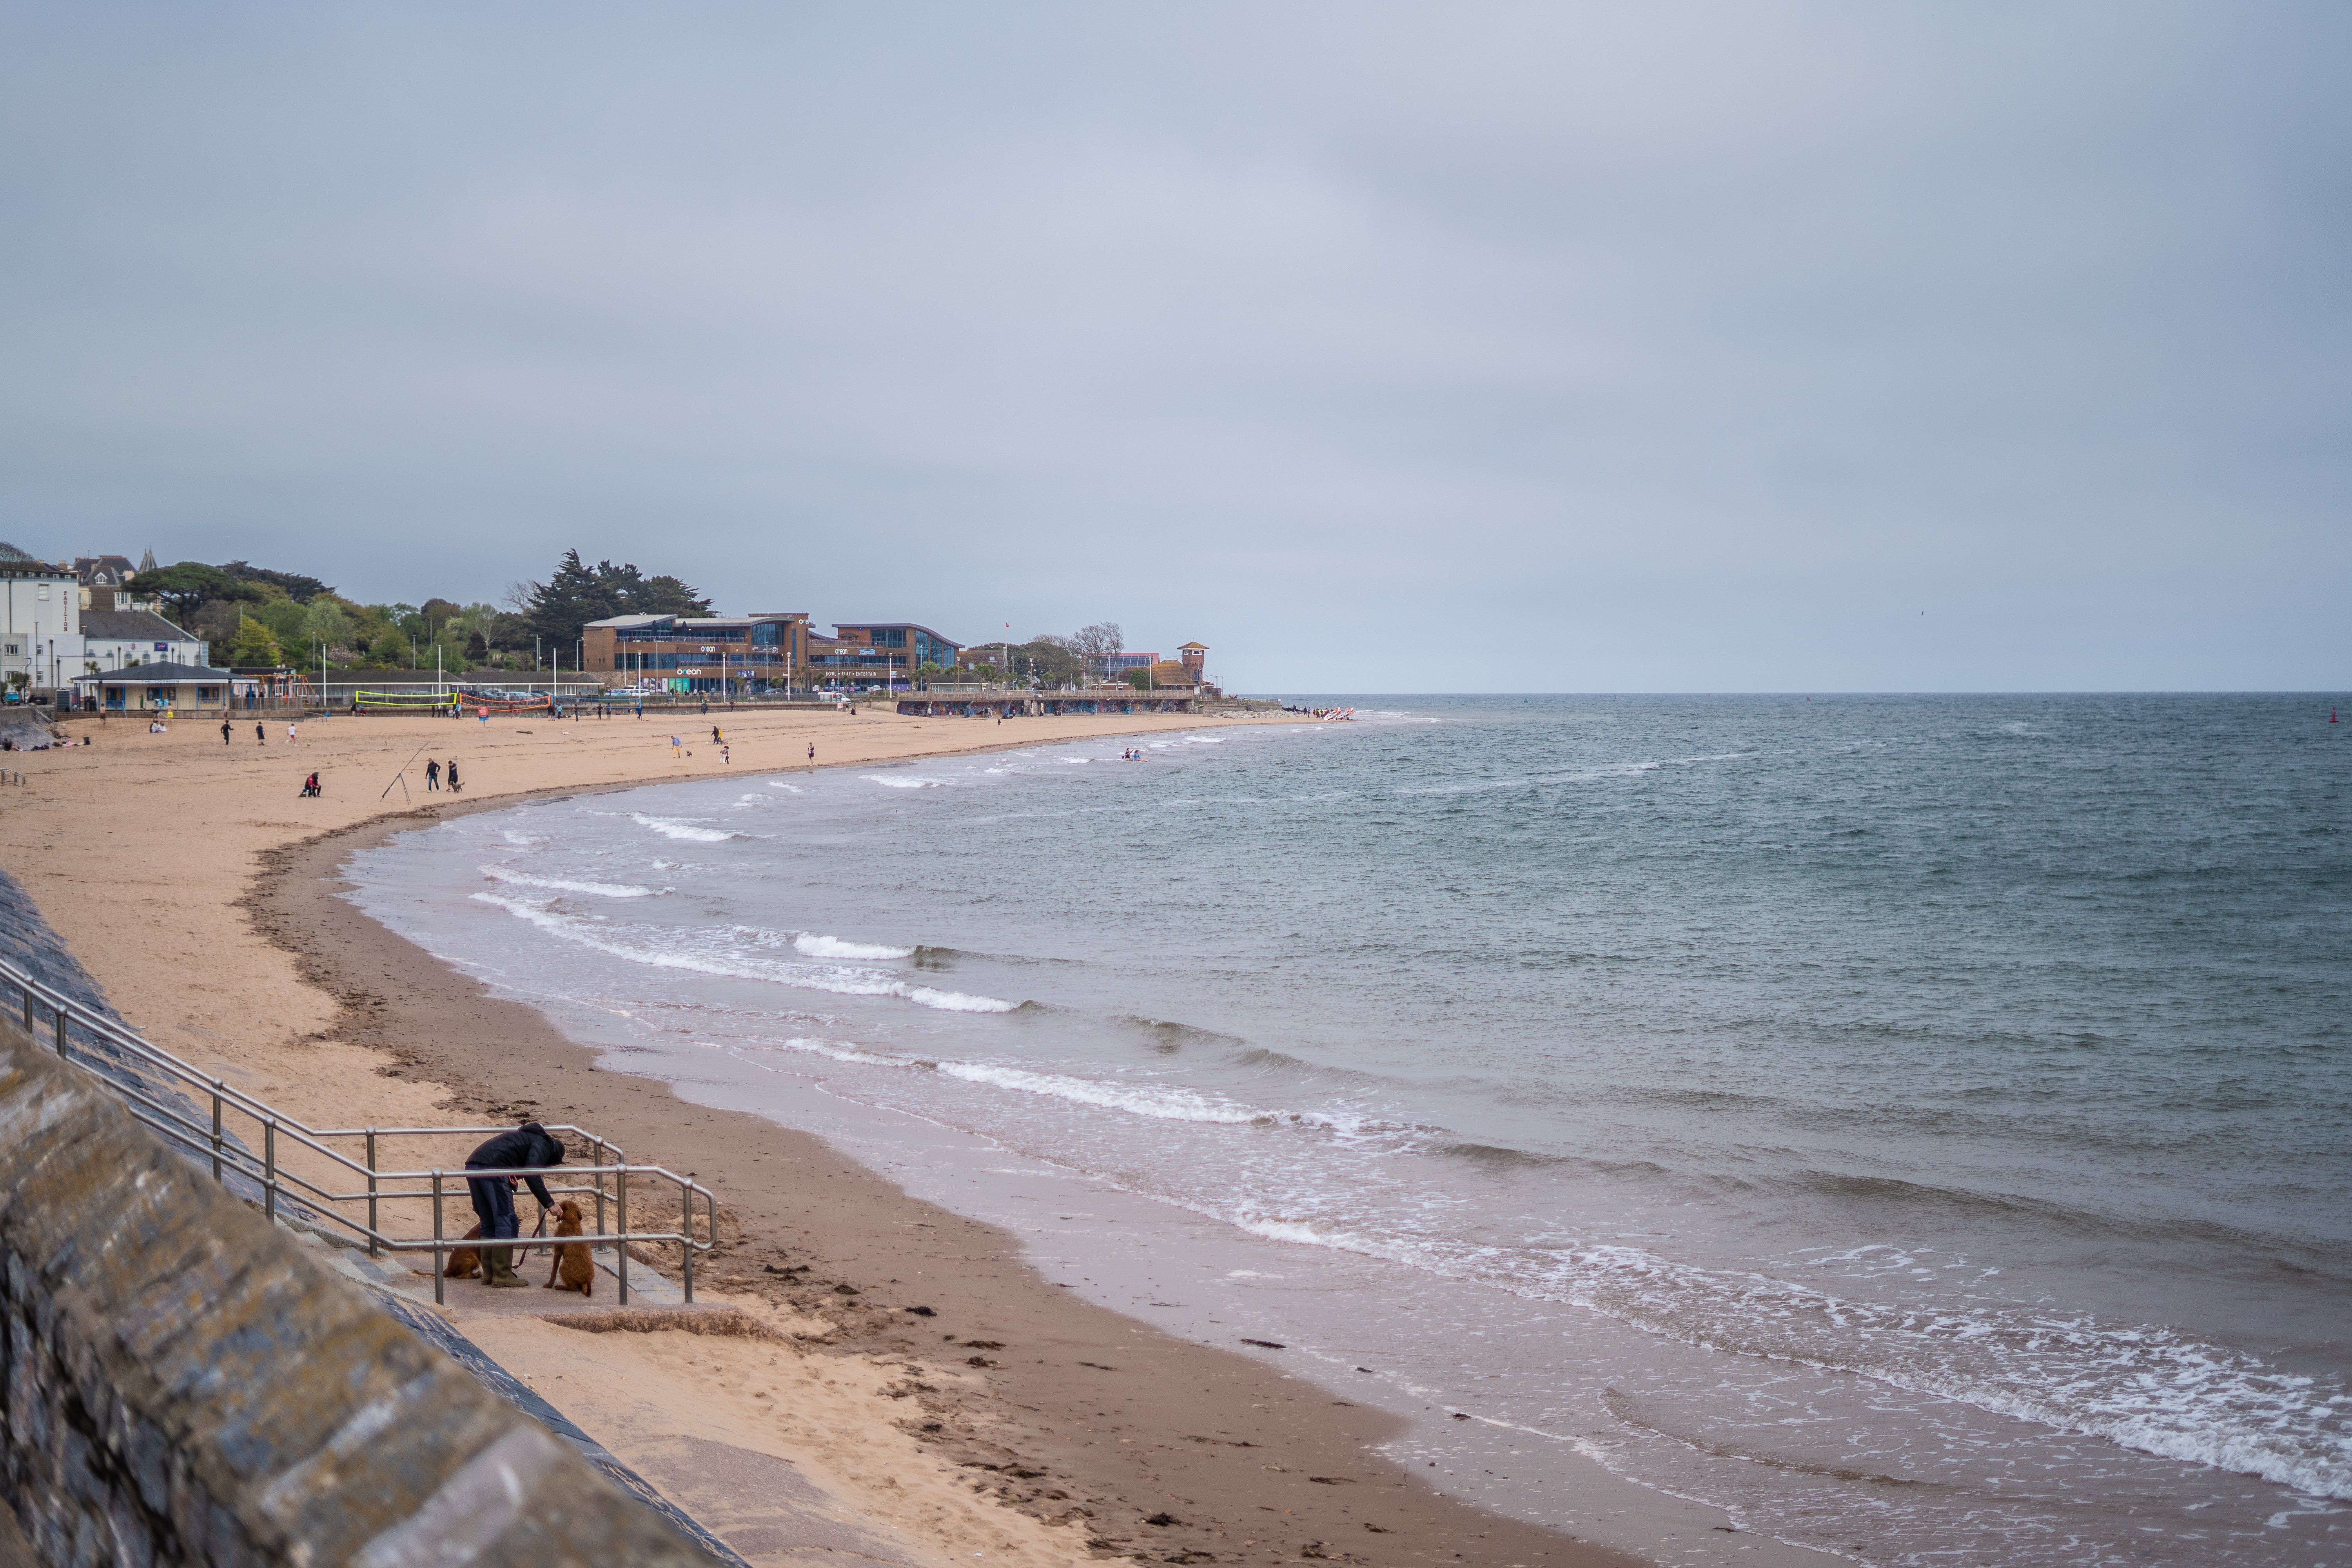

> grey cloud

[{"left": 0, "top": 2, "right": 2344, "bottom": 689}]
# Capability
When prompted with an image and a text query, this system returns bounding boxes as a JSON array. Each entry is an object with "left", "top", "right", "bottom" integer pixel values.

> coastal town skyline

[{"left": 7, "top": 544, "right": 1205, "bottom": 695}]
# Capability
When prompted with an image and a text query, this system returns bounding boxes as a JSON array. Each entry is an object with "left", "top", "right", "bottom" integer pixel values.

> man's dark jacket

[{"left": 464, "top": 1123, "right": 565, "bottom": 1207}]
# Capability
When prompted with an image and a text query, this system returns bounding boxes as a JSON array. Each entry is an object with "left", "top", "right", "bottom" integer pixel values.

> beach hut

[{"left": 71, "top": 659, "right": 235, "bottom": 715}]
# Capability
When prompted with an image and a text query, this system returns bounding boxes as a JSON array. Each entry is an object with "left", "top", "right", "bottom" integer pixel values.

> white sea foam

[
  {"left": 479, "top": 865, "right": 665, "bottom": 899},
  {"left": 863, "top": 775, "right": 950, "bottom": 789},
  {"left": 767, "top": 781, "right": 802, "bottom": 792},
  {"left": 793, "top": 933, "right": 917, "bottom": 960},
  {"left": 468, "top": 894, "right": 1016, "bottom": 1012},
  {"left": 739, "top": 1034, "right": 1401, "bottom": 1134},
  {"left": 1176, "top": 1200, "right": 2352, "bottom": 1504},
  {"left": 931, "top": 1061, "right": 1273, "bottom": 1122},
  {"left": 630, "top": 813, "right": 738, "bottom": 842}
]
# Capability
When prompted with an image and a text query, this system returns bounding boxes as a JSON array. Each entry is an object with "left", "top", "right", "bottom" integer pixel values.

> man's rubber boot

[{"left": 485, "top": 1251, "right": 528, "bottom": 1288}]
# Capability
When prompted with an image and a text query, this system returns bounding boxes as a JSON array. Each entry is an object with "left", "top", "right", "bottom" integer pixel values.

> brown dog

[
  {"left": 445, "top": 1222, "right": 485, "bottom": 1278},
  {"left": 543, "top": 1200, "right": 594, "bottom": 1296}
]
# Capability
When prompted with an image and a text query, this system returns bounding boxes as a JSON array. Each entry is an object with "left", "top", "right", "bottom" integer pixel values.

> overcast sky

[{"left": 1, "top": 4, "right": 2343, "bottom": 691}]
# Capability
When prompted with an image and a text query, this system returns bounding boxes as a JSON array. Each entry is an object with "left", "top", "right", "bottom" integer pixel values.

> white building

[
  {"left": 81, "top": 609, "right": 207, "bottom": 673},
  {"left": 0, "top": 543, "right": 82, "bottom": 697}
]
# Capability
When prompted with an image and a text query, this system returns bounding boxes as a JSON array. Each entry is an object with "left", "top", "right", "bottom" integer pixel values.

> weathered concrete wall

[
  {"left": 0, "top": 1019, "right": 714, "bottom": 1566},
  {"left": 0, "top": 863, "right": 159, "bottom": 1103}
]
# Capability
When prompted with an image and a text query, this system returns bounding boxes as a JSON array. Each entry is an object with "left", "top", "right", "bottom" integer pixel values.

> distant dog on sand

[
  {"left": 445, "top": 1223, "right": 485, "bottom": 1279},
  {"left": 544, "top": 1200, "right": 595, "bottom": 1296}
]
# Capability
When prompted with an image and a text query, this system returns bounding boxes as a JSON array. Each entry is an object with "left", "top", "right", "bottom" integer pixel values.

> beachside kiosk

[{"left": 71, "top": 660, "right": 236, "bottom": 715}]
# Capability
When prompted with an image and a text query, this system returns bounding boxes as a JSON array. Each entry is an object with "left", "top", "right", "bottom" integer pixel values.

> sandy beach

[{"left": 0, "top": 701, "right": 1759, "bottom": 1568}]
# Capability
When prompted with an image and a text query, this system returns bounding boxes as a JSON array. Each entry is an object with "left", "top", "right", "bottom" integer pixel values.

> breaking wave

[
  {"left": 468, "top": 894, "right": 1015, "bottom": 1013},
  {"left": 793, "top": 933, "right": 918, "bottom": 960},
  {"left": 479, "top": 865, "right": 666, "bottom": 899},
  {"left": 630, "top": 813, "right": 740, "bottom": 843}
]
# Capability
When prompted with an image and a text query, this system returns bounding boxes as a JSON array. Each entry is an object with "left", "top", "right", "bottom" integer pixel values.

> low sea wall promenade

[{"left": 0, "top": 1014, "right": 714, "bottom": 1566}]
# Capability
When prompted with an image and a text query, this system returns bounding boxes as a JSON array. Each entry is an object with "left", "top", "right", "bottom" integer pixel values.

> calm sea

[{"left": 347, "top": 695, "right": 2351, "bottom": 1566}]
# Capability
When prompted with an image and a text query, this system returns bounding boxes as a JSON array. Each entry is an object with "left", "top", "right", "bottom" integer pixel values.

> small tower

[
  {"left": 138, "top": 548, "right": 158, "bottom": 573},
  {"left": 1178, "top": 642, "right": 1207, "bottom": 683}
]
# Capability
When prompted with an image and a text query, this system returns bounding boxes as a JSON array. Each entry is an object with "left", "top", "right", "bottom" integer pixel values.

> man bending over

[{"left": 463, "top": 1122, "right": 566, "bottom": 1288}]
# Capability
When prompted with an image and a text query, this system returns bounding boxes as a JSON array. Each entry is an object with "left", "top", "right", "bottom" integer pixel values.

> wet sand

[{"left": 0, "top": 703, "right": 1758, "bottom": 1566}]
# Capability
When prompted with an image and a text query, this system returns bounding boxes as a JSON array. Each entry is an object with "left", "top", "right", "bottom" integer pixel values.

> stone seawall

[{"left": 0, "top": 1018, "right": 713, "bottom": 1566}]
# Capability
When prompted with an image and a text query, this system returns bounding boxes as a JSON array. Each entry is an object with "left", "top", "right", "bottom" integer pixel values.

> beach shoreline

[{"left": 0, "top": 704, "right": 1798, "bottom": 1566}]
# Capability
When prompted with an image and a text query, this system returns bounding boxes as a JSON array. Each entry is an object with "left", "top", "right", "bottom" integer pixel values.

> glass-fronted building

[
  {"left": 805, "top": 623, "right": 965, "bottom": 687},
  {"left": 581, "top": 612, "right": 810, "bottom": 692}
]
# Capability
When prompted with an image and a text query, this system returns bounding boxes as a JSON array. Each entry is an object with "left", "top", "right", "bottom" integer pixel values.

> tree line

[
  {"left": 127, "top": 552, "right": 712, "bottom": 673},
  {"left": 127, "top": 556, "right": 1166, "bottom": 688}
]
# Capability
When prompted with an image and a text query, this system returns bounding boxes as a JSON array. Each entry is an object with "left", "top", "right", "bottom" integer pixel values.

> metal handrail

[{"left": 0, "top": 951, "right": 720, "bottom": 1307}]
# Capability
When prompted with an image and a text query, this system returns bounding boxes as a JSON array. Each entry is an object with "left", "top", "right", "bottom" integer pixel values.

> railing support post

[
  {"left": 681, "top": 1172, "right": 695, "bottom": 1305},
  {"left": 592, "top": 1138, "right": 606, "bottom": 1239},
  {"left": 53, "top": 1005, "right": 66, "bottom": 1059},
  {"left": 432, "top": 1171, "right": 446, "bottom": 1306},
  {"left": 365, "top": 1128, "right": 379, "bottom": 1258},
  {"left": 616, "top": 1166, "right": 630, "bottom": 1307},
  {"left": 18, "top": 982, "right": 28, "bottom": 1035},
  {"left": 263, "top": 1119, "right": 278, "bottom": 1223},
  {"left": 209, "top": 1084, "right": 223, "bottom": 1183}
]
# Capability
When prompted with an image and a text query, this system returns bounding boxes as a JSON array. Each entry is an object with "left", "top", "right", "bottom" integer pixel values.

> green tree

[
  {"left": 223, "top": 616, "right": 282, "bottom": 668},
  {"left": 519, "top": 551, "right": 615, "bottom": 648},
  {"left": 258, "top": 599, "right": 309, "bottom": 644},
  {"left": 370, "top": 629, "right": 408, "bottom": 666},
  {"left": 217, "top": 561, "right": 334, "bottom": 601},
  {"left": 419, "top": 598, "right": 463, "bottom": 637},
  {"left": 1127, "top": 669, "right": 1152, "bottom": 691},
  {"left": 517, "top": 550, "right": 714, "bottom": 648},
  {"left": 302, "top": 600, "right": 354, "bottom": 651},
  {"left": 1011, "top": 638, "right": 1080, "bottom": 687},
  {"left": 620, "top": 570, "right": 710, "bottom": 617},
  {"left": 465, "top": 630, "right": 489, "bottom": 664},
  {"left": 133, "top": 562, "right": 259, "bottom": 622}
]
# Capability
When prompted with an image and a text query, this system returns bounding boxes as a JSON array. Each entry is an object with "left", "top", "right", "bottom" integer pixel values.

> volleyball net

[{"left": 354, "top": 690, "right": 461, "bottom": 712}]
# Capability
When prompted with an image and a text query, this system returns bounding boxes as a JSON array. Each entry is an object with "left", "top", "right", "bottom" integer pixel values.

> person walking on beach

[
  {"left": 462, "top": 1122, "right": 565, "bottom": 1287},
  {"left": 445, "top": 760, "right": 461, "bottom": 793},
  {"left": 711, "top": 724, "right": 722, "bottom": 746},
  {"left": 720, "top": 743, "right": 730, "bottom": 765},
  {"left": 425, "top": 759, "right": 441, "bottom": 791},
  {"left": 286, "top": 722, "right": 297, "bottom": 745},
  {"left": 806, "top": 742, "right": 815, "bottom": 763},
  {"left": 220, "top": 719, "right": 232, "bottom": 745},
  {"left": 256, "top": 722, "right": 266, "bottom": 745},
  {"left": 671, "top": 734, "right": 683, "bottom": 758}
]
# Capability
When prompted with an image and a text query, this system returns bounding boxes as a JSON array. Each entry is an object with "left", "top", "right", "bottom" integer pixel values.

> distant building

[
  {"left": 828, "top": 623, "right": 963, "bottom": 672},
  {"left": 582, "top": 612, "right": 810, "bottom": 693},
  {"left": 82, "top": 609, "right": 206, "bottom": 673},
  {"left": 802, "top": 623, "right": 965, "bottom": 687},
  {"left": 1179, "top": 642, "right": 1208, "bottom": 682},
  {"left": 64, "top": 555, "right": 139, "bottom": 612},
  {"left": 1086, "top": 650, "right": 1160, "bottom": 681},
  {"left": 0, "top": 543, "right": 83, "bottom": 697}
]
